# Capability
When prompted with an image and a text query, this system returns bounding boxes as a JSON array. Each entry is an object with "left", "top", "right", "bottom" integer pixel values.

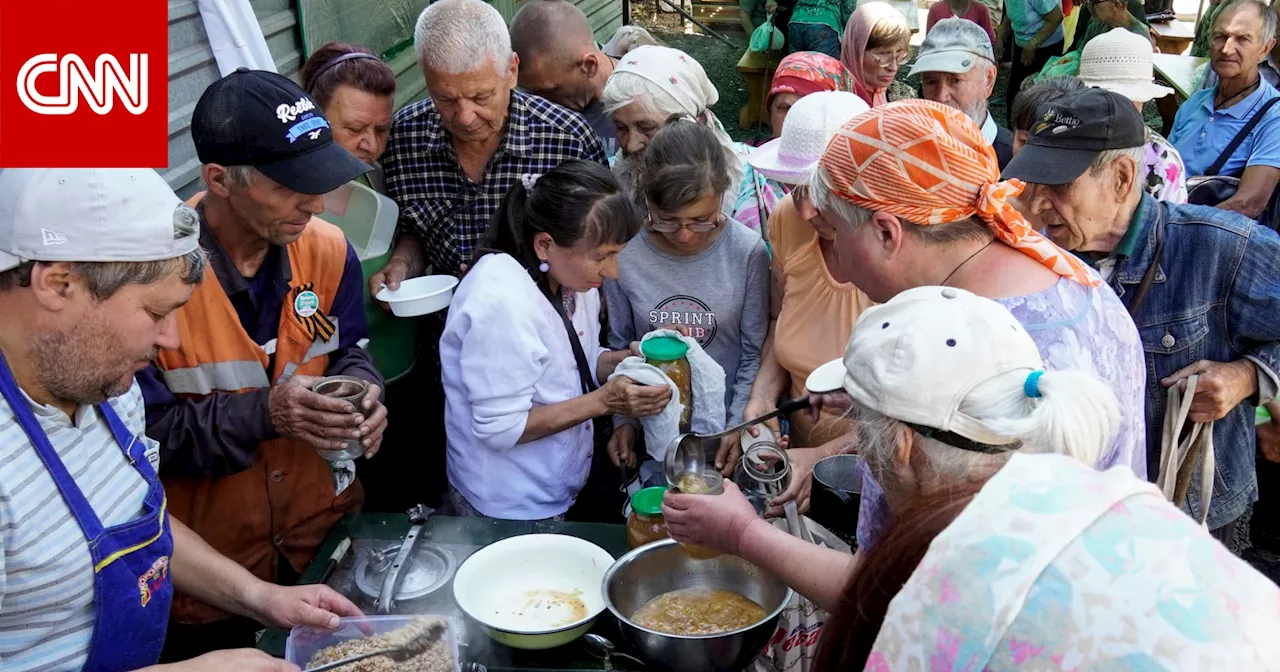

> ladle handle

[{"left": 777, "top": 396, "right": 811, "bottom": 417}]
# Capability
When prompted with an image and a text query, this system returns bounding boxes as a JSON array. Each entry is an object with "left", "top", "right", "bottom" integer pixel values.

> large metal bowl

[{"left": 602, "top": 539, "right": 793, "bottom": 672}]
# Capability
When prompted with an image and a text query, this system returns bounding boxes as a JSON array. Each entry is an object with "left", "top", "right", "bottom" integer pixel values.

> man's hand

[
  {"left": 143, "top": 649, "right": 300, "bottom": 672},
  {"left": 356, "top": 383, "right": 388, "bottom": 459},
  {"left": 1021, "top": 44, "right": 1036, "bottom": 66},
  {"left": 368, "top": 257, "right": 410, "bottom": 311},
  {"left": 662, "top": 481, "right": 761, "bottom": 557},
  {"left": 608, "top": 423, "right": 639, "bottom": 468},
  {"left": 1259, "top": 402, "right": 1280, "bottom": 463},
  {"left": 1161, "top": 360, "right": 1259, "bottom": 423},
  {"left": 268, "top": 375, "right": 365, "bottom": 450},
  {"left": 243, "top": 581, "right": 363, "bottom": 631}
]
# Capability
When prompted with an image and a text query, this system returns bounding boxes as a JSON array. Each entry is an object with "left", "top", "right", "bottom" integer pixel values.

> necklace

[
  {"left": 1215, "top": 78, "right": 1260, "bottom": 110},
  {"left": 940, "top": 239, "right": 995, "bottom": 287}
]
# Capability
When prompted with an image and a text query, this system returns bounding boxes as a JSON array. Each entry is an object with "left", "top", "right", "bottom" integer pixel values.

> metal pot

[{"left": 602, "top": 539, "right": 793, "bottom": 672}]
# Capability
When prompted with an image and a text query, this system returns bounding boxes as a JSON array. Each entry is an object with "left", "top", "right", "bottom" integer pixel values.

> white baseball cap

[
  {"left": 909, "top": 18, "right": 995, "bottom": 77},
  {"left": 0, "top": 168, "right": 200, "bottom": 273},
  {"left": 748, "top": 91, "right": 870, "bottom": 185},
  {"left": 807, "top": 286, "right": 1045, "bottom": 447}
]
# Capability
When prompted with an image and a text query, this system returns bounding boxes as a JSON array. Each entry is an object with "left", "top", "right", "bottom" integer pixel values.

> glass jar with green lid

[
  {"left": 626, "top": 486, "right": 670, "bottom": 549},
  {"left": 641, "top": 336, "right": 692, "bottom": 432}
]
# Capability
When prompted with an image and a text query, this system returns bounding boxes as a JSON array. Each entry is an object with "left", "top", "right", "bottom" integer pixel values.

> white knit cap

[
  {"left": 1079, "top": 27, "right": 1173, "bottom": 103},
  {"left": 807, "top": 286, "right": 1045, "bottom": 446},
  {"left": 747, "top": 91, "right": 870, "bottom": 185}
]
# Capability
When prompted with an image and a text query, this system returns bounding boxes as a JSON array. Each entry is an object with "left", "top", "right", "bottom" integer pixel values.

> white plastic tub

[{"left": 285, "top": 614, "right": 461, "bottom": 671}]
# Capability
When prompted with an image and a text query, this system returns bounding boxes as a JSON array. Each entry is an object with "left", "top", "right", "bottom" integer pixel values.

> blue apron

[{"left": 0, "top": 352, "right": 173, "bottom": 671}]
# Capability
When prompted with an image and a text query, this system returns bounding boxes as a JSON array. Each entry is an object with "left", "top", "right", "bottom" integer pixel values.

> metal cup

[{"left": 311, "top": 376, "right": 370, "bottom": 461}]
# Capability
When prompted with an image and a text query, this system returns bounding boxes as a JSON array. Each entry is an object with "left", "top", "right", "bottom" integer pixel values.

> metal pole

[
  {"left": 657, "top": 0, "right": 738, "bottom": 46},
  {"left": 623, "top": 0, "right": 631, "bottom": 25},
  {"left": 1194, "top": 0, "right": 1207, "bottom": 30}
]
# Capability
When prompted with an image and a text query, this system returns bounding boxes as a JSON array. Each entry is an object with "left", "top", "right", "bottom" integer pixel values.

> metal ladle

[
  {"left": 664, "top": 397, "right": 811, "bottom": 484},
  {"left": 583, "top": 633, "right": 646, "bottom": 669}
]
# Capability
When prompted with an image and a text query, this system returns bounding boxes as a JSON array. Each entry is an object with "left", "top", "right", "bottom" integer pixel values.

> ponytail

[{"left": 961, "top": 369, "right": 1121, "bottom": 468}]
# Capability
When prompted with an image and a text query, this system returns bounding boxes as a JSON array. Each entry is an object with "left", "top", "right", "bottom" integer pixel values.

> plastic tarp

[{"left": 199, "top": 0, "right": 277, "bottom": 75}]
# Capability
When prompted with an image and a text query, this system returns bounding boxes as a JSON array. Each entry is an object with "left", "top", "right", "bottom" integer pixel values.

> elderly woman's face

[
  {"left": 324, "top": 84, "right": 393, "bottom": 165},
  {"left": 824, "top": 208, "right": 902, "bottom": 303},
  {"left": 539, "top": 237, "right": 627, "bottom": 293},
  {"left": 612, "top": 101, "right": 664, "bottom": 158},
  {"left": 862, "top": 41, "right": 909, "bottom": 91},
  {"left": 769, "top": 93, "right": 801, "bottom": 138}
]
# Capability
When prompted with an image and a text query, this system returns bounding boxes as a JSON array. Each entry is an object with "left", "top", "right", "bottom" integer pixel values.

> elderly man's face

[
  {"left": 221, "top": 169, "right": 325, "bottom": 246},
  {"left": 1020, "top": 164, "right": 1133, "bottom": 252},
  {"left": 920, "top": 65, "right": 996, "bottom": 126},
  {"left": 426, "top": 55, "right": 518, "bottom": 145},
  {"left": 519, "top": 52, "right": 600, "bottom": 111},
  {"left": 29, "top": 263, "right": 193, "bottom": 405},
  {"left": 1211, "top": 6, "right": 1277, "bottom": 81}
]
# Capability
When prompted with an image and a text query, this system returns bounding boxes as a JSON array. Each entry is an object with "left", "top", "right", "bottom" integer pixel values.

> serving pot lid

[{"left": 355, "top": 542, "right": 455, "bottom": 602}]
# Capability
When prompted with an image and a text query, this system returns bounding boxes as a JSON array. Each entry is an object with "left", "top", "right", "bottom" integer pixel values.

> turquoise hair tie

[{"left": 1024, "top": 370, "right": 1045, "bottom": 398}]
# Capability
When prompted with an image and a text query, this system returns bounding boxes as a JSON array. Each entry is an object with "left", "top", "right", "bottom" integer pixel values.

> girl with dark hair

[
  {"left": 440, "top": 160, "right": 670, "bottom": 521},
  {"left": 603, "top": 122, "right": 770, "bottom": 483}
]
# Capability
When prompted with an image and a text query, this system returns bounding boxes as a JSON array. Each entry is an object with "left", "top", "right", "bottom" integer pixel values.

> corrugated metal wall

[
  {"left": 165, "top": 0, "right": 305, "bottom": 199},
  {"left": 164, "top": 0, "right": 621, "bottom": 198}
]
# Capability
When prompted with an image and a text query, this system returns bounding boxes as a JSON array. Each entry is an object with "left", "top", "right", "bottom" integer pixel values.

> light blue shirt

[
  {"left": 1169, "top": 79, "right": 1280, "bottom": 177},
  {"left": 1006, "top": 0, "right": 1064, "bottom": 48}
]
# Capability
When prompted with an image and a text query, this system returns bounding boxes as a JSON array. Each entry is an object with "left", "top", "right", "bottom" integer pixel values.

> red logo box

[{"left": 1, "top": 0, "right": 168, "bottom": 167}]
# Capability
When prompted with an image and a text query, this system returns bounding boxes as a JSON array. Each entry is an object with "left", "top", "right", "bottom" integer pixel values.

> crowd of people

[{"left": 3, "top": 0, "right": 1280, "bottom": 669}]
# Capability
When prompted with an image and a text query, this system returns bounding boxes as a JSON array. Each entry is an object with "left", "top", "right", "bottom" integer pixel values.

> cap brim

[
  {"left": 806, "top": 358, "right": 848, "bottom": 394},
  {"left": 908, "top": 50, "right": 989, "bottom": 76},
  {"left": 748, "top": 139, "right": 818, "bottom": 185},
  {"left": 1084, "top": 80, "right": 1175, "bottom": 104},
  {"left": 0, "top": 250, "right": 21, "bottom": 273},
  {"left": 1001, "top": 144, "right": 1101, "bottom": 186},
  {"left": 257, "top": 142, "right": 372, "bottom": 196}
]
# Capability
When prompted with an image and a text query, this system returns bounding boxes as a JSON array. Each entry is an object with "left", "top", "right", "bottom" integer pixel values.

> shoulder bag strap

[
  {"left": 1205, "top": 96, "right": 1280, "bottom": 176},
  {"left": 1123, "top": 205, "right": 1166, "bottom": 317},
  {"left": 541, "top": 286, "right": 598, "bottom": 396}
]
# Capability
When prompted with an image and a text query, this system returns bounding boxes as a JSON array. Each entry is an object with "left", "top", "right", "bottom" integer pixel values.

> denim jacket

[{"left": 1109, "top": 194, "right": 1280, "bottom": 529}]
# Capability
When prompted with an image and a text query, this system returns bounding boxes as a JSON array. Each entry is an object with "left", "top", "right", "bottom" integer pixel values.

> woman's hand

[
  {"left": 663, "top": 481, "right": 761, "bottom": 556},
  {"left": 741, "top": 395, "right": 780, "bottom": 439},
  {"left": 766, "top": 445, "right": 829, "bottom": 517},
  {"left": 805, "top": 391, "right": 853, "bottom": 423},
  {"left": 608, "top": 423, "right": 639, "bottom": 468},
  {"left": 1021, "top": 44, "right": 1036, "bottom": 67},
  {"left": 601, "top": 376, "right": 671, "bottom": 417}
]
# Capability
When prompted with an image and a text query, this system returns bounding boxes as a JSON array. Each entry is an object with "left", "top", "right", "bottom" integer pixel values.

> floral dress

[{"left": 1145, "top": 130, "right": 1188, "bottom": 204}]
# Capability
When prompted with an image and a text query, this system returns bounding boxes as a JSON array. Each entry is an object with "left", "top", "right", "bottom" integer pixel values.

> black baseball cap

[
  {"left": 1001, "top": 87, "right": 1146, "bottom": 186},
  {"left": 191, "top": 68, "right": 370, "bottom": 195}
]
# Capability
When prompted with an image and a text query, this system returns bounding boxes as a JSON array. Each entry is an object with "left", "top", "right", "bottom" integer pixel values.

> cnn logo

[
  {"left": 0, "top": 1, "right": 166, "bottom": 167},
  {"left": 17, "top": 53, "right": 148, "bottom": 116}
]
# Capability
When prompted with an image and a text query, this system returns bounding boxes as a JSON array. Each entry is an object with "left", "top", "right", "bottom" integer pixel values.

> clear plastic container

[
  {"left": 285, "top": 615, "right": 462, "bottom": 671},
  {"left": 322, "top": 180, "right": 399, "bottom": 261}
]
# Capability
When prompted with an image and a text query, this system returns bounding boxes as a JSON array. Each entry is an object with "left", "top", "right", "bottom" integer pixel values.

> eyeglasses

[
  {"left": 867, "top": 50, "right": 911, "bottom": 67},
  {"left": 646, "top": 212, "right": 724, "bottom": 234}
]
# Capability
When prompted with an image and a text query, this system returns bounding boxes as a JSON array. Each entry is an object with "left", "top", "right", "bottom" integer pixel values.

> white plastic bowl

[
  {"left": 376, "top": 275, "right": 459, "bottom": 317},
  {"left": 453, "top": 534, "right": 614, "bottom": 649}
]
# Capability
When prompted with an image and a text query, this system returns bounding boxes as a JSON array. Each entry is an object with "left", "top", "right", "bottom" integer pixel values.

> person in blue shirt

[
  {"left": 1169, "top": 0, "right": 1280, "bottom": 220},
  {"left": 1010, "top": 87, "right": 1280, "bottom": 550}
]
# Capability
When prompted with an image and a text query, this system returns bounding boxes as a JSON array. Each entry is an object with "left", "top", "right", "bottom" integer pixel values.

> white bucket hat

[
  {"left": 1079, "top": 27, "right": 1173, "bottom": 103},
  {"left": 806, "top": 286, "right": 1045, "bottom": 447},
  {"left": 747, "top": 91, "right": 870, "bottom": 185}
]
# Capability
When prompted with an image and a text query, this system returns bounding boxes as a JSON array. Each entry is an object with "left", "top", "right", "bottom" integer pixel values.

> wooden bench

[
  {"left": 737, "top": 48, "right": 781, "bottom": 129},
  {"left": 1150, "top": 18, "right": 1195, "bottom": 55}
]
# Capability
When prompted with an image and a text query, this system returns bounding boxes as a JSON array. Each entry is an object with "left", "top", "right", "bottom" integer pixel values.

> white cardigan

[{"left": 440, "top": 253, "right": 606, "bottom": 520}]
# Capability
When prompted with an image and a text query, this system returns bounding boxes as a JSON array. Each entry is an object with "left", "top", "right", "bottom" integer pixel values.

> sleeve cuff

[{"left": 1248, "top": 356, "right": 1279, "bottom": 406}]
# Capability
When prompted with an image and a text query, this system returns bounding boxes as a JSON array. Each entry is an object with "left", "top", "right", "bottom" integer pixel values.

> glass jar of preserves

[
  {"left": 626, "top": 486, "right": 670, "bottom": 549},
  {"left": 671, "top": 470, "right": 724, "bottom": 560},
  {"left": 642, "top": 336, "right": 693, "bottom": 432}
]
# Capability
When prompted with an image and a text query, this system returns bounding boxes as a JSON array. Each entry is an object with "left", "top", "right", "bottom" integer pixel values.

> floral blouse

[{"left": 1146, "top": 130, "right": 1188, "bottom": 204}]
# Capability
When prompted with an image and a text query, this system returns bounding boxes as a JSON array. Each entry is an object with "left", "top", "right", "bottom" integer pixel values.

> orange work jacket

[{"left": 156, "top": 192, "right": 364, "bottom": 624}]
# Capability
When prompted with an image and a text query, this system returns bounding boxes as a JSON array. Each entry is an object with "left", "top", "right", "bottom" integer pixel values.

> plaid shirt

[{"left": 383, "top": 90, "right": 607, "bottom": 274}]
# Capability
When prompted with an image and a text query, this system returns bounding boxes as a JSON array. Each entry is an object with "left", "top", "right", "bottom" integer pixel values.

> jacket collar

[
  {"left": 1114, "top": 193, "right": 1167, "bottom": 286},
  {"left": 197, "top": 201, "right": 292, "bottom": 295}
]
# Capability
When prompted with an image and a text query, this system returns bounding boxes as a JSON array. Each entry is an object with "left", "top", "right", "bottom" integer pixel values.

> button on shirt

[
  {"left": 1169, "top": 79, "right": 1280, "bottom": 177},
  {"left": 382, "top": 90, "right": 608, "bottom": 276}
]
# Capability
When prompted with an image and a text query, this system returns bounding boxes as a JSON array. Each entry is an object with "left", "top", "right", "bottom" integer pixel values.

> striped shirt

[{"left": 0, "top": 382, "right": 156, "bottom": 671}]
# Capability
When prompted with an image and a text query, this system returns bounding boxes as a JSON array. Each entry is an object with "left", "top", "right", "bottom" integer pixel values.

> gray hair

[
  {"left": 414, "top": 0, "right": 514, "bottom": 75},
  {"left": 1082, "top": 145, "right": 1146, "bottom": 200},
  {"left": 807, "top": 168, "right": 991, "bottom": 245},
  {"left": 0, "top": 208, "right": 207, "bottom": 300},
  {"left": 224, "top": 165, "right": 256, "bottom": 189},
  {"left": 1216, "top": 0, "right": 1277, "bottom": 44},
  {"left": 853, "top": 367, "right": 1120, "bottom": 496}
]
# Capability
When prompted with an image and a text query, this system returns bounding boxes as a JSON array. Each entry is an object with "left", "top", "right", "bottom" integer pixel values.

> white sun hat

[
  {"left": 747, "top": 91, "right": 870, "bottom": 186},
  {"left": 1079, "top": 27, "right": 1173, "bottom": 103},
  {"left": 806, "top": 286, "right": 1046, "bottom": 447}
]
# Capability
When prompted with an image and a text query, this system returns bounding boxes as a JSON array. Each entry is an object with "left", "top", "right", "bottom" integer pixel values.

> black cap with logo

[
  {"left": 191, "top": 68, "right": 370, "bottom": 195},
  {"left": 1001, "top": 87, "right": 1147, "bottom": 186}
]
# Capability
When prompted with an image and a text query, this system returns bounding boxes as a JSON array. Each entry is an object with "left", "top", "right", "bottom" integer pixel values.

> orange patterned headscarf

[{"left": 818, "top": 100, "right": 1102, "bottom": 287}]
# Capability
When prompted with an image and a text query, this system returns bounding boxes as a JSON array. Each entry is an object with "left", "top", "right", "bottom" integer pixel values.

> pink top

[{"left": 925, "top": 0, "right": 996, "bottom": 46}]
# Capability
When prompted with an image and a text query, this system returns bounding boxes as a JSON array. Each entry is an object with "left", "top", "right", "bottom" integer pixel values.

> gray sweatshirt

[{"left": 604, "top": 219, "right": 770, "bottom": 425}]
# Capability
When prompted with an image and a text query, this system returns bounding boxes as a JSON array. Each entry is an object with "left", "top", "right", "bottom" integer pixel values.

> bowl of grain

[
  {"left": 285, "top": 615, "right": 460, "bottom": 671},
  {"left": 452, "top": 534, "right": 615, "bottom": 650}
]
